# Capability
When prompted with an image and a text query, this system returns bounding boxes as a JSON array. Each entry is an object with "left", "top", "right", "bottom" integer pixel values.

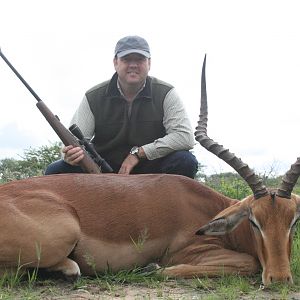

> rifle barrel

[
  {"left": 0, "top": 49, "right": 42, "bottom": 102},
  {"left": 0, "top": 48, "right": 102, "bottom": 174}
]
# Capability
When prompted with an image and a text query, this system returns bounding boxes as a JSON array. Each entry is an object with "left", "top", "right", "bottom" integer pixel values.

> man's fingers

[
  {"left": 62, "top": 145, "right": 74, "bottom": 153},
  {"left": 118, "top": 155, "right": 139, "bottom": 174},
  {"left": 70, "top": 153, "right": 85, "bottom": 164},
  {"left": 64, "top": 147, "right": 84, "bottom": 165},
  {"left": 118, "top": 166, "right": 130, "bottom": 174}
]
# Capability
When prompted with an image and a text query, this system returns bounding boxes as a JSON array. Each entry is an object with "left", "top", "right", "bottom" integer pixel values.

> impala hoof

[
  {"left": 142, "top": 263, "right": 161, "bottom": 273},
  {"left": 46, "top": 258, "right": 81, "bottom": 282}
]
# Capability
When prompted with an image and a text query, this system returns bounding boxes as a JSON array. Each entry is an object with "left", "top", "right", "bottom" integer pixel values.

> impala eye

[{"left": 249, "top": 219, "right": 260, "bottom": 230}]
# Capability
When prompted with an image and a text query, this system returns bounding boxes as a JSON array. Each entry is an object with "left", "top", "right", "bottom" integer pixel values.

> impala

[{"left": 0, "top": 57, "right": 299, "bottom": 286}]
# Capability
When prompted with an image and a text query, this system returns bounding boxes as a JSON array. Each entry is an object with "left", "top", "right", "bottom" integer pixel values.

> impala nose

[{"left": 265, "top": 273, "right": 293, "bottom": 285}]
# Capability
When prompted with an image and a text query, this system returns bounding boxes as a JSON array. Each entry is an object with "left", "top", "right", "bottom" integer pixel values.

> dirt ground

[
  {"left": 46, "top": 286, "right": 300, "bottom": 300},
  {"left": 9, "top": 280, "right": 300, "bottom": 300}
]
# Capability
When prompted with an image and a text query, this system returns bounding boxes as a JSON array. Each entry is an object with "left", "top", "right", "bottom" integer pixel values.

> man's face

[{"left": 113, "top": 53, "right": 151, "bottom": 87}]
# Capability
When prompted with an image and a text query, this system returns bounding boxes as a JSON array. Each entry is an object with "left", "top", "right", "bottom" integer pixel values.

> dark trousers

[{"left": 45, "top": 150, "right": 198, "bottom": 179}]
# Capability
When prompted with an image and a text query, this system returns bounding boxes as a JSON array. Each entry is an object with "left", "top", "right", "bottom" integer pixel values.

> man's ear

[{"left": 113, "top": 57, "right": 118, "bottom": 68}]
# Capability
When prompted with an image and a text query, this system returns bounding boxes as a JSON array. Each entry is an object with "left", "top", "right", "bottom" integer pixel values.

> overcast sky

[{"left": 1, "top": 0, "right": 300, "bottom": 175}]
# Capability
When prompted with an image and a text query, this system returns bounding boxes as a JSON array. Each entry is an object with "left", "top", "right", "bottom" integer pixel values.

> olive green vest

[{"left": 86, "top": 73, "right": 173, "bottom": 167}]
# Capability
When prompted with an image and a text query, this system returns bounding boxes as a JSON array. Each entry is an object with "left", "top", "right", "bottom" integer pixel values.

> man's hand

[
  {"left": 62, "top": 145, "right": 84, "bottom": 165},
  {"left": 118, "top": 154, "right": 139, "bottom": 174}
]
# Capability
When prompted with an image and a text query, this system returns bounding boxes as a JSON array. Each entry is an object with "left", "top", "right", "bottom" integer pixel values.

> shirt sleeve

[
  {"left": 70, "top": 95, "right": 95, "bottom": 140},
  {"left": 142, "top": 88, "right": 196, "bottom": 160}
]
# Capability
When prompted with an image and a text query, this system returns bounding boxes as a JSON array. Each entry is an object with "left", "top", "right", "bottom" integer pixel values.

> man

[{"left": 45, "top": 35, "right": 198, "bottom": 178}]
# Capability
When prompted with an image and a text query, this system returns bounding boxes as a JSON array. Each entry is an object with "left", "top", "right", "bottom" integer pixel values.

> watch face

[{"left": 130, "top": 146, "right": 139, "bottom": 155}]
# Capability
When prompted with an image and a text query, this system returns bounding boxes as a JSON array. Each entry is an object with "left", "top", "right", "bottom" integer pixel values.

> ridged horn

[
  {"left": 277, "top": 158, "right": 300, "bottom": 199},
  {"left": 195, "top": 55, "right": 268, "bottom": 199}
]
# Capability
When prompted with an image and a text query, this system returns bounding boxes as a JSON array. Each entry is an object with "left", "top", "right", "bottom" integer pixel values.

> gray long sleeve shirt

[{"left": 71, "top": 87, "right": 195, "bottom": 160}]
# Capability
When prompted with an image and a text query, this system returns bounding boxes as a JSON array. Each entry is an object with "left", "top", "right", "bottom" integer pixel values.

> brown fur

[{"left": 0, "top": 173, "right": 299, "bottom": 285}]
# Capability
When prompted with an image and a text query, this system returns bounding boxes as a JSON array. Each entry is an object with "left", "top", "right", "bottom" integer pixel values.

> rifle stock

[
  {"left": 0, "top": 48, "right": 101, "bottom": 174},
  {"left": 36, "top": 101, "right": 101, "bottom": 174}
]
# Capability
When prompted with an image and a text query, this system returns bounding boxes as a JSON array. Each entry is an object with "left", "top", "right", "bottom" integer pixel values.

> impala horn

[
  {"left": 277, "top": 158, "right": 300, "bottom": 198},
  {"left": 194, "top": 55, "right": 268, "bottom": 199}
]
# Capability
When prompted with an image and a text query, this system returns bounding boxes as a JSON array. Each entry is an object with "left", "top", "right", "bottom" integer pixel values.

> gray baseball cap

[{"left": 114, "top": 36, "right": 151, "bottom": 58}]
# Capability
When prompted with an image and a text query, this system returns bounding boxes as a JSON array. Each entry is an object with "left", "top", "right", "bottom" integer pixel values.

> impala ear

[{"left": 196, "top": 200, "right": 249, "bottom": 236}]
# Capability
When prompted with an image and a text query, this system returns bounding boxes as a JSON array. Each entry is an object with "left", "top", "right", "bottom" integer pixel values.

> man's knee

[
  {"left": 45, "top": 160, "right": 64, "bottom": 175},
  {"left": 162, "top": 151, "right": 198, "bottom": 178},
  {"left": 45, "top": 160, "right": 83, "bottom": 175}
]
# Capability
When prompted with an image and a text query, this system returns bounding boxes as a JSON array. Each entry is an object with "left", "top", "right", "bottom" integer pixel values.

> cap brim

[{"left": 117, "top": 49, "right": 150, "bottom": 58}]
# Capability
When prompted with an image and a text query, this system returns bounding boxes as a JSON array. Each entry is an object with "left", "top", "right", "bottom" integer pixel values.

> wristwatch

[{"left": 130, "top": 146, "right": 140, "bottom": 159}]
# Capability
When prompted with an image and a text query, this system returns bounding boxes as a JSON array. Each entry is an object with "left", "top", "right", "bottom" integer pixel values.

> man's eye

[{"left": 121, "top": 57, "right": 146, "bottom": 63}]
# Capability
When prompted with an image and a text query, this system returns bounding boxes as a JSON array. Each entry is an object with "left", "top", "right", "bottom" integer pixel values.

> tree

[
  {"left": 194, "top": 162, "right": 207, "bottom": 182},
  {"left": 204, "top": 171, "right": 300, "bottom": 200},
  {"left": 0, "top": 142, "right": 61, "bottom": 183},
  {"left": 204, "top": 172, "right": 252, "bottom": 200}
]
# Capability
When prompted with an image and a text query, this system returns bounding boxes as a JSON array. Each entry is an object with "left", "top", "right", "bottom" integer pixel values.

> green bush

[
  {"left": 204, "top": 172, "right": 300, "bottom": 200},
  {"left": 0, "top": 142, "right": 61, "bottom": 183},
  {"left": 204, "top": 172, "right": 252, "bottom": 200}
]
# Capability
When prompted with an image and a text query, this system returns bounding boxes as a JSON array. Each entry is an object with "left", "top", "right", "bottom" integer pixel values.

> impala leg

[
  {"left": 161, "top": 249, "right": 260, "bottom": 278},
  {"left": 46, "top": 258, "right": 81, "bottom": 281}
]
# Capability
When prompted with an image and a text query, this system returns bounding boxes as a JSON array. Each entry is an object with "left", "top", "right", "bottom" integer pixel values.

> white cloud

[{"left": 0, "top": 0, "right": 300, "bottom": 175}]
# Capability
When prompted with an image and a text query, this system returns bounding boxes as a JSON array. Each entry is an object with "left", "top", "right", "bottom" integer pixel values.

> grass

[
  {"left": 0, "top": 228, "right": 299, "bottom": 299},
  {"left": 0, "top": 259, "right": 299, "bottom": 299}
]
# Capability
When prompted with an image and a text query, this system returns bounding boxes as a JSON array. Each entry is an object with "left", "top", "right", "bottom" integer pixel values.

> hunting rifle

[{"left": 0, "top": 48, "right": 113, "bottom": 174}]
